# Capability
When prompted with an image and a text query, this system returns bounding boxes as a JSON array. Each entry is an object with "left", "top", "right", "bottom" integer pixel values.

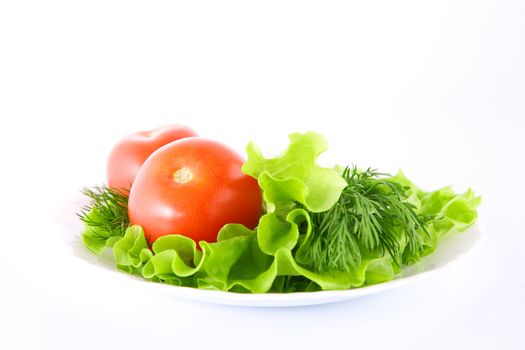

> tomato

[
  {"left": 127, "top": 138, "right": 263, "bottom": 245},
  {"left": 107, "top": 124, "right": 198, "bottom": 191}
]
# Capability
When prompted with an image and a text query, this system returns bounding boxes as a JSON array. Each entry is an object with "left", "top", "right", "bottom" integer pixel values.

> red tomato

[
  {"left": 128, "top": 138, "right": 263, "bottom": 245},
  {"left": 107, "top": 124, "right": 198, "bottom": 191}
]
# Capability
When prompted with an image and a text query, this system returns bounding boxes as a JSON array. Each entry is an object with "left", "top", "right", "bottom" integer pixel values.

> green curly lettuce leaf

[
  {"left": 81, "top": 223, "right": 120, "bottom": 255},
  {"left": 241, "top": 131, "right": 347, "bottom": 213},
  {"left": 390, "top": 171, "right": 481, "bottom": 262},
  {"left": 113, "top": 225, "right": 152, "bottom": 274},
  {"left": 98, "top": 210, "right": 397, "bottom": 292},
  {"left": 80, "top": 208, "right": 126, "bottom": 254}
]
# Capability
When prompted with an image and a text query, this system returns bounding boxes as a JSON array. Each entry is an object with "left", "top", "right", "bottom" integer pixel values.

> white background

[{"left": 1, "top": 1, "right": 524, "bottom": 349}]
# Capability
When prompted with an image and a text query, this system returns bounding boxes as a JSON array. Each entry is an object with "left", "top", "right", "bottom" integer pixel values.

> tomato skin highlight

[
  {"left": 127, "top": 138, "right": 263, "bottom": 245},
  {"left": 106, "top": 124, "right": 198, "bottom": 191}
]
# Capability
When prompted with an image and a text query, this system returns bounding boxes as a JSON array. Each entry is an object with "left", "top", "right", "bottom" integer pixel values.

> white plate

[{"left": 58, "top": 193, "right": 485, "bottom": 307}]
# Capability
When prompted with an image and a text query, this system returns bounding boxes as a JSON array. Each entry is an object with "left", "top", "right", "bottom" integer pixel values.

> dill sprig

[
  {"left": 77, "top": 185, "right": 130, "bottom": 240},
  {"left": 300, "top": 166, "right": 430, "bottom": 273}
]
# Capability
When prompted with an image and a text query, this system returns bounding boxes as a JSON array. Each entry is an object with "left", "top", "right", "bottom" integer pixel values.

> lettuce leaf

[
  {"left": 391, "top": 171, "right": 481, "bottom": 262},
  {"left": 242, "top": 131, "right": 347, "bottom": 213},
  {"left": 81, "top": 208, "right": 125, "bottom": 254},
  {"left": 113, "top": 225, "right": 153, "bottom": 274}
]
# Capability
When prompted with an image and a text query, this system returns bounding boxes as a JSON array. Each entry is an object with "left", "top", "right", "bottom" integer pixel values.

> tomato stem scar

[{"left": 173, "top": 167, "right": 193, "bottom": 183}]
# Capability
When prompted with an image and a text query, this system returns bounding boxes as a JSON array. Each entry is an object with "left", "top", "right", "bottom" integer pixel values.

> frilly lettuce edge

[
  {"left": 390, "top": 171, "right": 482, "bottom": 263},
  {"left": 241, "top": 131, "right": 347, "bottom": 213},
  {"left": 82, "top": 218, "right": 396, "bottom": 293}
]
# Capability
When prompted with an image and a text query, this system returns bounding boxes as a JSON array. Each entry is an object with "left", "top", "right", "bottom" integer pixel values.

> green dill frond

[
  {"left": 300, "top": 166, "right": 430, "bottom": 273},
  {"left": 77, "top": 185, "right": 130, "bottom": 240}
]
